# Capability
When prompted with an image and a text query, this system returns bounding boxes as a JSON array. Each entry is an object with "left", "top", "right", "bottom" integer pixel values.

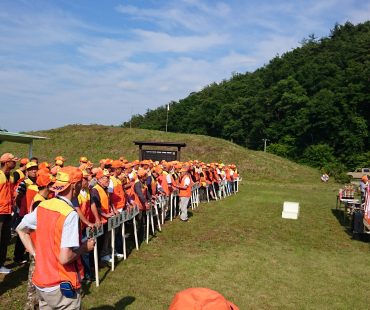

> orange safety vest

[
  {"left": 78, "top": 189, "right": 94, "bottom": 229},
  {"left": 158, "top": 174, "right": 170, "bottom": 196},
  {"left": 234, "top": 169, "right": 239, "bottom": 178},
  {"left": 212, "top": 170, "right": 220, "bottom": 182},
  {"left": 0, "top": 170, "right": 13, "bottom": 214},
  {"left": 93, "top": 184, "right": 110, "bottom": 223},
  {"left": 19, "top": 178, "right": 38, "bottom": 217},
  {"left": 179, "top": 174, "right": 192, "bottom": 198},
  {"left": 32, "top": 198, "right": 83, "bottom": 289},
  {"left": 132, "top": 179, "right": 147, "bottom": 211},
  {"left": 110, "top": 176, "right": 126, "bottom": 210},
  {"left": 225, "top": 169, "right": 232, "bottom": 182}
]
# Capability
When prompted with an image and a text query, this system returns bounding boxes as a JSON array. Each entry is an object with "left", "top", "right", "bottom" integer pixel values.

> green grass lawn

[
  {"left": 1, "top": 180, "right": 369, "bottom": 309},
  {"left": 1, "top": 125, "right": 368, "bottom": 309}
]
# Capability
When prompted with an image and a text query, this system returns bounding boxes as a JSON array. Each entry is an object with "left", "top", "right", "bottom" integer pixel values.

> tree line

[{"left": 122, "top": 21, "right": 370, "bottom": 180}]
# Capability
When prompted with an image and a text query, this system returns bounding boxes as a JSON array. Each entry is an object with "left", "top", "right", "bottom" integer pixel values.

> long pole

[
  {"left": 262, "top": 139, "right": 269, "bottom": 152},
  {"left": 165, "top": 104, "right": 169, "bottom": 132}
]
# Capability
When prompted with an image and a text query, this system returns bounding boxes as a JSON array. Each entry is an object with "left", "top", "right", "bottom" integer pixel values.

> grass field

[{"left": 1, "top": 125, "right": 369, "bottom": 309}]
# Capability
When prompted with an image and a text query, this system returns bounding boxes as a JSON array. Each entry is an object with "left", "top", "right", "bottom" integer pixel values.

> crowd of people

[{"left": 0, "top": 152, "right": 239, "bottom": 309}]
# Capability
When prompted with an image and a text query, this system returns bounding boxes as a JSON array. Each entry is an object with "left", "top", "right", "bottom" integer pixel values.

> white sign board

[{"left": 282, "top": 201, "right": 299, "bottom": 220}]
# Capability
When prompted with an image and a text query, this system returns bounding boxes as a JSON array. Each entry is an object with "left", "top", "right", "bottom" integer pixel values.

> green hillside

[
  {"left": 124, "top": 21, "right": 370, "bottom": 171},
  {"left": 2, "top": 125, "right": 370, "bottom": 309},
  {"left": 0, "top": 124, "right": 320, "bottom": 183}
]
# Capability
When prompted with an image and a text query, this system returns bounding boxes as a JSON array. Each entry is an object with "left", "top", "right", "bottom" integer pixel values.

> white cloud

[
  {"left": 118, "top": 80, "right": 138, "bottom": 90},
  {"left": 77, "top": 30, "right": 228, "bottom": 65},
  {"left": 133, "top": 29, "right": 228, "bottom": 52}
]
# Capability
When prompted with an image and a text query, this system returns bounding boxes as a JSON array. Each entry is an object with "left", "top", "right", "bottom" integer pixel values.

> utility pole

[
  {"left": 262, "top": 138, "right": 269, "bottom": 152},
  {"left": 165, "top": 104, "right": 170, "bottom": 133}
]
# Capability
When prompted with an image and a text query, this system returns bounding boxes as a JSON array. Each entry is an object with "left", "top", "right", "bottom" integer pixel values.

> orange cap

[
  {"left": 55, "top": 156, "right": 65, "bottom": 162},
  {"left": 50, "top": 166, "right": 83, "bottom": 193},
  {"left": 362, "top": 175, "right": 368, "bottom": 182},
  {"left": 36, "top": 168, "right": 54, "bottom": 187},
  {"left": 169, "top": 288, "right": 239, "bottom": 310},
  {"left": 105, "top": 159, "right": 113, "bottom": 166},
  {"left": 137, "top": 168, "right": 147, "bottom": 178},
  {"left": 0, "top": 153, "right": 20, "bottom": 163},
  {"left": 112, "top": 160, "right": 122, "bottom": 169},
  {"left": 96, "top": 168, "right": 110, "bottom": 179},
  {"left": 38, "top": 161, "right": 50, "bottom": 170},
  {"left": 20, "top": 158, "right": 29, "bottom": 165}
]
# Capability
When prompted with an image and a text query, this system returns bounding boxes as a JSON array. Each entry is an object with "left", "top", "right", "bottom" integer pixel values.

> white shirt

[{"left": 183, "top": 176, "right": 190, "bottom": 187}]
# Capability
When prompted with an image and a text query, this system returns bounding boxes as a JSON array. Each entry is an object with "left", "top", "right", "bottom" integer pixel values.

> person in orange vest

[
  {"left": 109, "top": 160, "right": 126, "bottom": 258},
  {"left": 11, "top": 158, "right": 29, "bottom": 239},
  {"left": 132, "top": 168, "right": 151, "bottom": 243},
  {"left": 175, "top": 166, "right": 192, "bottom": 222},
  {"left": 90, "top": 168, "right": 116, "bottom": 264},
  {"left": 169, "top": 287, "right": 239, "bottom": 310},
  {"left": 24, "top": 168, "right": 54, "bottom": 310},
  {"left": 13, "top": 157, "right": 29, "bottom": 185},
  {"left": 16, "top": 166, "right": 95, "bottom": 309},
  {"left": 14, "top": 161, "right": 39, "bottom": 264},
  {"left": 76, "top": 169, "right": 96, "bottom": 282},
  {"left": 0, "top": 153, "right": 19, "bottom": 274}
]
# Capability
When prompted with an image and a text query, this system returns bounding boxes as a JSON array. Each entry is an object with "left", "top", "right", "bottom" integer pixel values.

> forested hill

[{"left": 123, "top": 21, "right": 370, "bottom": 172}]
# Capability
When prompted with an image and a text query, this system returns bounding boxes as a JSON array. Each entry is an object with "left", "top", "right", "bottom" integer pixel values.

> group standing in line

[{"left": 0, "top": 152, "right": 239, "bottom": 309}]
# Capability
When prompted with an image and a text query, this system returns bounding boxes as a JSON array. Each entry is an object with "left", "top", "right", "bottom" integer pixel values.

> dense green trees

[{"left": 122, "top": 21, "right": 370, "bottom": 173}]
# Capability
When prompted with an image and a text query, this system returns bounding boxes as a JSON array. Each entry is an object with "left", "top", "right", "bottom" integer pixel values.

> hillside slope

[{"left": 0, "top": 124, "right": 320, "bottom": 183}]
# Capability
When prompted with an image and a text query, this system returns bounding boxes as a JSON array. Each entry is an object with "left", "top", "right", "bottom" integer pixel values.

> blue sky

[{"left": 1, "top": 0, "right": 369, "bottom": 132}]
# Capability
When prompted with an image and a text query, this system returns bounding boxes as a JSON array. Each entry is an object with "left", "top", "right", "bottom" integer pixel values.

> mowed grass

[{"left": 1, "top": 125, "right": 369, "bottom": 309}]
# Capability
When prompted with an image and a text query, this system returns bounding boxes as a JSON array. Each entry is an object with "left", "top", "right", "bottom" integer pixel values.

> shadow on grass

[
  {"left": 89, "top": 296, "right": 135, "bottom": 309},
  {"left": 331, "top": 208, "right": 370, "bottom": 243},
  {"left": 0, "top": 262, "right": 28, "bottom": 297}
]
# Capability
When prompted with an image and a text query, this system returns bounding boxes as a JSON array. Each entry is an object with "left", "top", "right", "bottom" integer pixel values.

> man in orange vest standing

[
  {"left": 0, "top": 153, "right": 19, "bottom": 274},
  {"left": 90, "top": 168, "right": 115, "bottom": 264},
  {"left": 16, "top": 166, "right": 95, "bottom": 309},
  {"left": 176, "top": 166, "right": 192, "bottom": 222},
  {"left": 14, "top": 161, "right": 39, "bottom": 264}
]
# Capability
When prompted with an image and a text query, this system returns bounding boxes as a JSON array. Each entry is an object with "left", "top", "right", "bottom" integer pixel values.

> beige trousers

[{"left": 37, "top": 287, "right": 81, "bottom": 310}]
